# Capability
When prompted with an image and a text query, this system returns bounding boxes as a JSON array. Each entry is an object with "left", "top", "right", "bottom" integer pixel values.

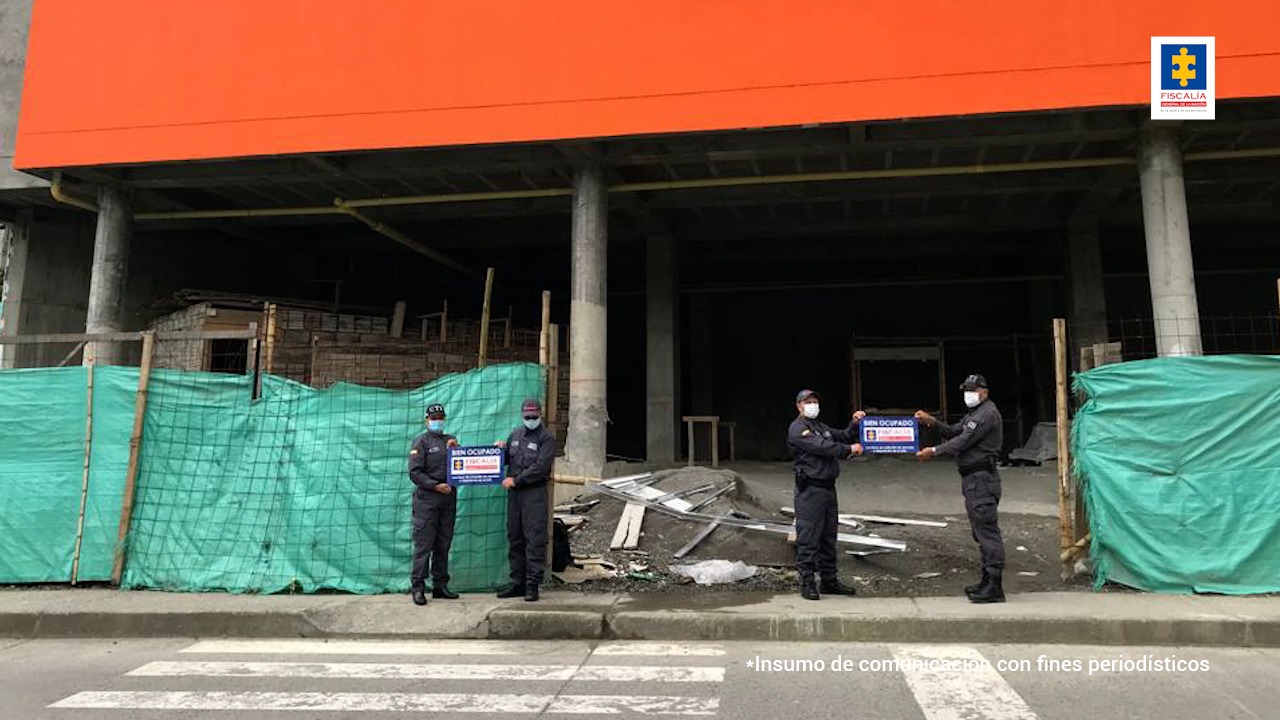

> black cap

[
  {"left": 960, "top": 374, "right": 988, "bottom": 391},
  {"left": 795, "top": 389, "right": 820, "bottom": 403},
  {"left": 425, "top": 403, "right": 446, "bottom": 418}
]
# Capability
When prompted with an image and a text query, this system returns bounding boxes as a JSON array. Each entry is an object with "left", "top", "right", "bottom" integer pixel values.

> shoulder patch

[{"left": 966, "top": 421, "right": 978, "bottom": 430}]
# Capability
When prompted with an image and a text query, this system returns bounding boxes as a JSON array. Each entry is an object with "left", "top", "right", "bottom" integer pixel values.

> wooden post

[
  {"left": 539, "top": 292, "right": 555, "bottom": 586},
  {"left": 1053, "top": 318, "right": 1073, "bottom": 580},
  {"left": 247, "top": 322, "right": 261, "bottom": 399},
  {"left": 504, "top": 305, "right": 513, "bottom": 349},
  {"left": 478, "top": 268, "right": 495, "bottom": 368},
  {"left": 71, "top": 346, "right": 97, "bottom": 585},
  {"left": 687, "top": 419, "right": 695, "bottom": 466},
  {"left": 440, "top": 300, "right": 449, "bottom": 343},
  {"left": 390, "top": 301, "right": 407, "bottom": 339},
  {"left": 539, "top": 292, "right": 551, "bottom": 368},
  {"left": 112, "top": 331, "right": 156, "bottom": 586},
  {"left": 308, "top": 334, "right": 321, "bottom": 386},
  {"left": 548, "top": 324, "right": 560, "bottom": 424},
  {"left": 263, "top": 303, "right": 278, "bottom": 374}
]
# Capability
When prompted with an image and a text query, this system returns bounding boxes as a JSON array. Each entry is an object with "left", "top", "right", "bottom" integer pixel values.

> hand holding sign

[
  {"left": 917, "top": 446, "right": 937, "bottom": 461},
  {"left": 501, "top": 477, "right": 516, "bottom": 489}
]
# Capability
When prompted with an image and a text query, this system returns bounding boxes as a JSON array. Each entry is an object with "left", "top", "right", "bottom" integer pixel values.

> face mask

[
  {"left": 523, "top": 418, "right": 542, "bottom": 430},
  {"left": 427, "top": 420, "right": 445, "bottom": 434},
  {"left": 964, "top": 392, "right": 981, "bottom": 409},
  {"left": 802, "top": 403, "right": 820, "bottom": 419}
]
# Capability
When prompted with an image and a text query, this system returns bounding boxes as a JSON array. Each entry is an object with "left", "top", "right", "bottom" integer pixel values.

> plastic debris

[
  {"left": 913, "top": 572, "right": 943, "bottom": 579},
  {"left": 671, "top": 559, "right": 759, "bottom": 585}
]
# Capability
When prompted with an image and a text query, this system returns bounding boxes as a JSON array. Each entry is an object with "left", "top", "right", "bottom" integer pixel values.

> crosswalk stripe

[
  {"left": 892, "top": 646, "right": 1038, "bottom": 720},
  {"left": 129, "top": 660, "right": 725, "bottom": 683},
  {"left": 180, "top": 640, "right": 542, "bottom": 656},
  {"left": 49, "top": 691, "right": 720, "bottom": 715},
  {"left": 593, "top": 643, "right": 726, "bottom": 657}
]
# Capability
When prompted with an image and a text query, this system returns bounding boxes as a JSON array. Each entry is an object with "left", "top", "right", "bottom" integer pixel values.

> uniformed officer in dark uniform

[
  {"left": 407, "top": 403, "right": 460, "bottom": 605},
  {"left": 787, "top": 389, "right": 865, "bottom": 601},
  {"left": 496, "top": 399, "right": 556, "bottom": 602},
  {"left": 915, "top": 374, "right": 1007, "bottom": 603}
]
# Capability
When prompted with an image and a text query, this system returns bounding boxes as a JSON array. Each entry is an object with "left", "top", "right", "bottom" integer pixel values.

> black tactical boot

[
  {"left": 496, "top": 583, "right": 525, "bottom": 598},
  {"left": 964, "top": 569, "right": 990, "bottom": 596},
  {"left": 432, "top": 585, "right": 459, "bottom": 600},
  {"left": 967, "top": 568, "right": 1006, "bottom": 604},
  {"left": 524, "top": 585, "right": 540, "bottom": 602},
  {"left": 411, "top": 586, "right": 428, "bottom": 606},
  {"left": 800, "top": 575, "right": 820, "bottom": 601},
  {"left": 820, "top": 577, "right": 858, "bottom": 596}
]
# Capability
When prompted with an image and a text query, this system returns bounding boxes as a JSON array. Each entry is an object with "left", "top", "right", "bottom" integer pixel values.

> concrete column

[
  {"left": 564, "top": 165, "right": 608, "bottom": 474},
  {"left": 1068, "top": 224, "right": 1109, "bottom": 355},
  {"left": 85, "top": 186, "right": 134, "bottom": 365},
  {"left": 645, "top": 234, "right": 678, "bottom": 464},
  {"left": 689, "top": 294, "right": 714, "bottom": 415},
  {"left": 1138, "top": 125, "right": 1202, "bottom": 356},
  {"left": 0, "top": 210, "right": 30, "bottom": 369}
]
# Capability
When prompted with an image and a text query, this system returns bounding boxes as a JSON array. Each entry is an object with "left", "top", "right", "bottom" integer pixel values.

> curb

[
  {"left": 2, "top": 608, "right": 1277, "bottom": 647},
  {"left": 0, "top": 611, "right": 323, "bottom": 639}
]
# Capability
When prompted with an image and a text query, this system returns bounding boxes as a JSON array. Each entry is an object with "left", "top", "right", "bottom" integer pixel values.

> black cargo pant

[
  {"left": 507, "top": 483, "right": 549, "bottom": 587},
  {"left": 961, "top": 468, "right": 1006, "bottom": 572},
  {"left": 794, "top": 481, "right": 839, "bottom": 581},
  {"left": 411, "top": 486, "right": 456, "bottom": 589}
]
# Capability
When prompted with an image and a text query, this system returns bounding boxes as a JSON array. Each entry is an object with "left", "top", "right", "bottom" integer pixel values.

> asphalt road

[{"left": 3, "top": 637, "right": 1277, "bottom": 719}]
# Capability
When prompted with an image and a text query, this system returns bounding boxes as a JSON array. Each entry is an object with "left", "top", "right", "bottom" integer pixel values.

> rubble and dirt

[{"left": 555, "top": 466, "right": 1094, "bottom": 597}]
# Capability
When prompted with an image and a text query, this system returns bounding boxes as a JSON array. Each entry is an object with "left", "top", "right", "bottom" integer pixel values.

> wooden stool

[{"left": 683, "top": 415, "right": 720, "bottom": 467}]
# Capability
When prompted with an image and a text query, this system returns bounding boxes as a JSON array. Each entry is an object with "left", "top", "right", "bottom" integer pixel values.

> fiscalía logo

[{"left": 1151, "top": 37, "right": 1215, "bottom": 120}]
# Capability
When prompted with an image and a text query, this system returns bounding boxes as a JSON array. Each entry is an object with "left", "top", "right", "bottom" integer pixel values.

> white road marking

[
  {"left": 593, "top": 643, "right": 726, "bottom": 657},
  {"left": 892, "top": 645, "right": 1038, "bottom": 720},
  {"left": 50, "top": 691, "right": 720, "bottom": 714},
  {"left": 129, "top": 660, "right": 724, "bottom": 683},
  {"left": 179, "top": 639, "right": 550, "bottom": 656}
]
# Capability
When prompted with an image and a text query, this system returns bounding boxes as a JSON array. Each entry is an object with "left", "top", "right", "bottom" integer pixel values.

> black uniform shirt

[
  {"left": 505, "top": 424, "right": 556, "bottom": 488},
  {"left": 408, "top": 430, "right": 456, "bottom": 491},
  {"left": 787, "top": 417, "right": 859, "bottom": 486},
  {"left": 935, "top": 400, "right": 1003, "bottom": 468}
]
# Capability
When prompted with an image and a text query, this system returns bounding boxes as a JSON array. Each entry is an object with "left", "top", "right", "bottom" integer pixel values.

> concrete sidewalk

[{"left": 2, "top": 588, "right": 1277, "bottom": 647}]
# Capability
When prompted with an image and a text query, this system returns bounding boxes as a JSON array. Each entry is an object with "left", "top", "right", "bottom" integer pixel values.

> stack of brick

[{"left": 149, "top": 303, "right": 208, "bottom": 370}]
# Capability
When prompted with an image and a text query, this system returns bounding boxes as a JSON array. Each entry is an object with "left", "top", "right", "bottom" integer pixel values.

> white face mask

[
  {"left": 802, "top": 403, "right": 821, "bottom": 419},
  {"left": 964, "top": 391, "right": 982, "bottom": 408}
]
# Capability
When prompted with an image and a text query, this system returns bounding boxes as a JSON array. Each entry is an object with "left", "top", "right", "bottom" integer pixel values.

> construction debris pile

[{"left": 552, "top": 467, "right": 954, "bottom": 594}]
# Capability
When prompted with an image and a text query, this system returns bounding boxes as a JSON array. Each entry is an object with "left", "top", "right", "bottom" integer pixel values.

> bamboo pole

[
  {"left": 478, "top": 268, "right": 495, "bottom": 368},
  {"left": 71, "top": 346, "right": 96, "bottom": 585},
  {"left": 111, "top": 331, "right": 156, "bottom": 585},
  {"left": 1059, "top": 532, "right": 1092, "bottom": 563},
  {"left": 1053, "top": 318, "right": 1073, "bottom": 580}
]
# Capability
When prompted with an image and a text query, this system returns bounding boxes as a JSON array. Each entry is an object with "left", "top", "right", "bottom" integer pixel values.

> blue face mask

[
  {"left": 523, "top": 418, "right": 541, "bottom": 430},
  {"left": 427, "top": 420, "right": 445, "bottom": 434}
]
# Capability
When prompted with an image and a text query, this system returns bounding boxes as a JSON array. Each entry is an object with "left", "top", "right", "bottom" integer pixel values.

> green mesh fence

[
  {"left": 0, "top": 363, "right": 543, "bottom": 593},
  {"left": 1073, "top": 355, "right": 1280, "bottom": 594}
]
